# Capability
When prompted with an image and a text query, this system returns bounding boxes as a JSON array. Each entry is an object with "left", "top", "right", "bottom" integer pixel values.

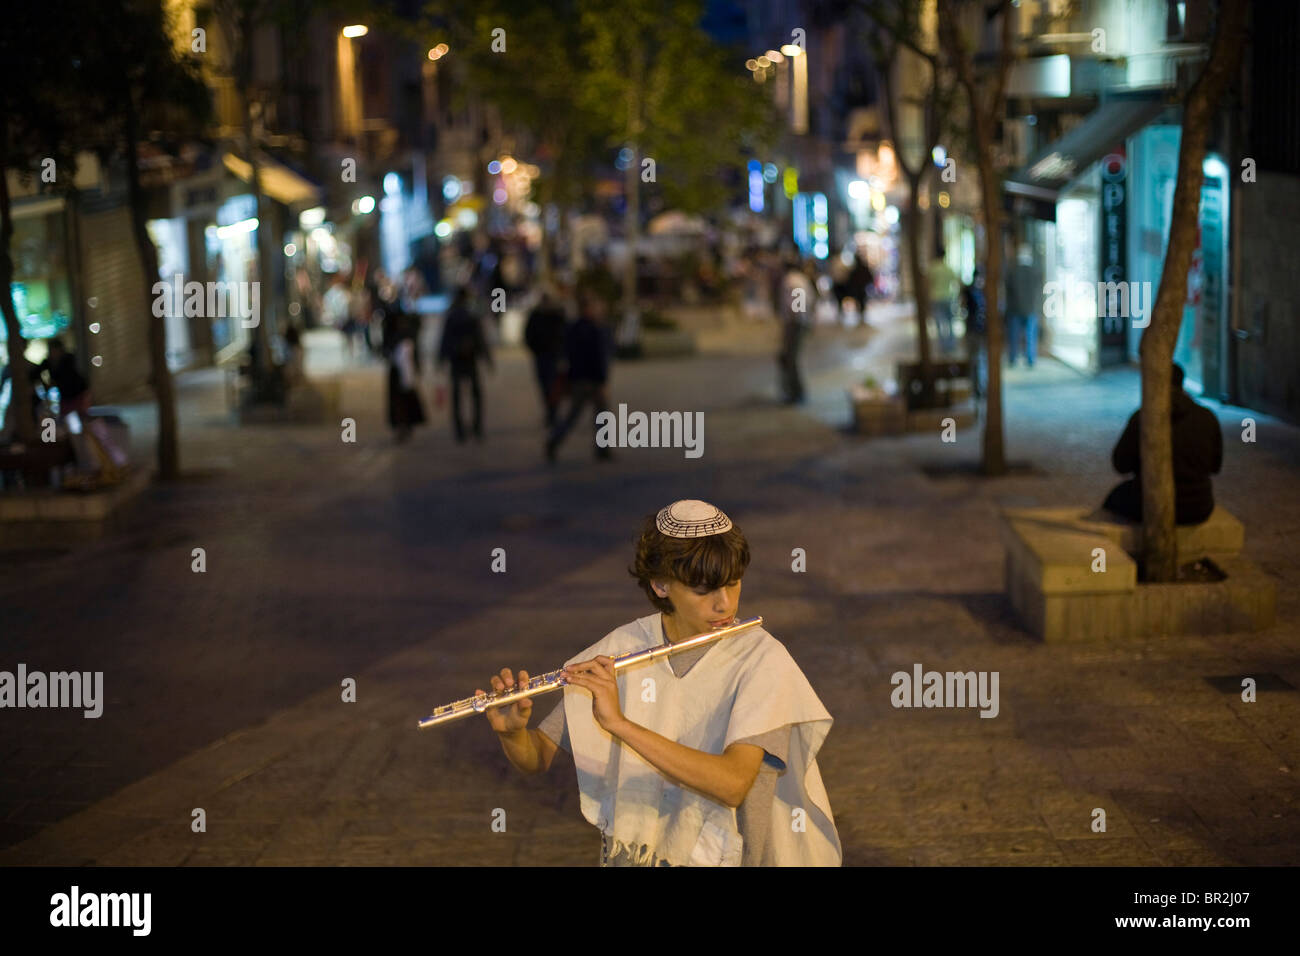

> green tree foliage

[{"left": 421, "top": 0, "right": 775, "bottom": 215}]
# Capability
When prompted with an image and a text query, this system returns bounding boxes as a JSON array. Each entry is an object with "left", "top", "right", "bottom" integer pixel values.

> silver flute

[{"left": 418, "top": 615, "right": 763, "bottom": 729}]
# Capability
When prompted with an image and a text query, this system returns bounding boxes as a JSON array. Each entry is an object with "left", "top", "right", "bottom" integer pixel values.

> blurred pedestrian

[
  {"left": 323, "top": 273, "right": 351, "bottom": 331},
  {"left": 1006, "top": 245, "right": 1040, "bottom": 368},
  {"left": 471, "top": 239, "right": 501, "bottom": 300},
  {"left": 501, "top": 242, "right": 526, "bottom": 292},
  {"left": 284, "top": 322, "right": 304, "bottom": 385},
  {"left": 525, "top": 284, "right": 568, "bottom": 429},
  {"left": 437, "top": 286, "right": 493, "bottom": 443},
  {"left": 777, "top": 256, "right": 814, "bottom": 404},
  {"left": 961, "top": 267, "right": 988, "bottom": 402},
  {"left": 370, "top": 270, "right": 403, "bottom": 356},
  {"left": 35, "top": 337, "right": 99, "bottom": 478},
  {"left": 294, "top": 267, "right": 319, "bottom": 329},
  {"left": 928, "top": 250, "right": 959, "bottom": 355},
  {"left": 838, "top": 250, "right": 874, "bottom": 324},
  {"left": 387, "top": 313, "right": 426, "bottom": 444},
  {"left": 767, "top": 249, "right": 786, "bottom": 319},
  {"left": 401, "top": 266, "right": 428, "bottom": 313},
  {"left": 847, "top": 252, "right": 874, "bottom": 309},
  {"left": 546, "top": 289, "right": 614, "bottom": 462},
  {"left": 346, "top": 279, "right": 370, "bottom": 361},
  {"left": 37, "top": 338, "right": 91, "bottom": 422}
]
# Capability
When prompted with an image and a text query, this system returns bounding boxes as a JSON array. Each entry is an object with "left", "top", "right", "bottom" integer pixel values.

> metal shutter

[{"left": 78, "top": 204, "right": 153, "bottom": 403}]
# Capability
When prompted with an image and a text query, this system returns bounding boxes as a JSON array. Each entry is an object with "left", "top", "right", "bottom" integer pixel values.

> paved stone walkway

[{"left": 2, "top": 301, "right": 1297, "bottom": 865}]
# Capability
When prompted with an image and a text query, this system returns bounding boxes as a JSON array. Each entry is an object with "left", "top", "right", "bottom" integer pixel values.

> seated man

[{"left": 1102, "top": 363, "right": 1223, "bottom": 524}]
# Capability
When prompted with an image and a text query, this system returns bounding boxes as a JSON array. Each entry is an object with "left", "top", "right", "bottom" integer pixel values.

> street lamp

[
  {"left": 338, "top": 26, "right": 368, "bottom": 138},
  {"left": 781, "top": 45, "right": 808, "bottom": 134}
]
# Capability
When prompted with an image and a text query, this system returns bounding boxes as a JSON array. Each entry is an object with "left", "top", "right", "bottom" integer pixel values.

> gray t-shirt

[{"left": 536, "top": 638, "right": 790, "bottom": 866}]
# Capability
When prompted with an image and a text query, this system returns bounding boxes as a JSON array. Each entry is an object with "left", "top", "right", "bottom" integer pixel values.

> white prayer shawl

[{"left": 562, "top": 613, "right": 842, "bottom": 866}]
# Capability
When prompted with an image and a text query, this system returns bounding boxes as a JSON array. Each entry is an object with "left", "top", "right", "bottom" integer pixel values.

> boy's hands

[
  {"left": 563, "top": 656, "right": 626, "bottom": 735},
  {"left": 480, "top": 657, "right": 626, "bottom": 737},
  {"left": 478, "top": 668, "right": 532, "bottom": 734}
]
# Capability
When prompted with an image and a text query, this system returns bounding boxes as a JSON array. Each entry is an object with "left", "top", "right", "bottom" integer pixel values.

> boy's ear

[{"left": 652, "top": 579, "right": 671, "bottom": 598}]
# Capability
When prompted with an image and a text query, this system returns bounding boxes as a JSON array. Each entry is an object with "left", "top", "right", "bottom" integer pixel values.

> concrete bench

[
  {"left": 1001, "top": 505, "right": 1273, "bottom": 641},
  {"left": 1003, "top": 505, "right": 1243, "bottom": 562},
  {"left": 1001, "top": 510, "right": 1137, "bottom": 641},
  {"left": 0, "top": 468, "right": 150, "bottom": 547},
  {"left": 1113, "top": 505, "right": 1243, "bottom": 559}
]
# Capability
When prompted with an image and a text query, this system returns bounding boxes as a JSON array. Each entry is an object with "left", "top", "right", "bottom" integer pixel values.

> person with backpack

[
  {"left": 524, "top": 283, "right": 568, "bottom": 429},
  {"left": 437, "top": 286, "right": 493, "bottom": 443}
]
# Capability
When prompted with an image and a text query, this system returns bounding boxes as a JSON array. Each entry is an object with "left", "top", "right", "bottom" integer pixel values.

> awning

[
  {"left": 223, "top": 152, "right": 323, "bottom": 207},
  {"left": 1004, "top": 95, "right": 1172, "bottom": 200}
]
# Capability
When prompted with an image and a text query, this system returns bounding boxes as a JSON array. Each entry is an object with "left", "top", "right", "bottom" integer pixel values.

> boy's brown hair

[{"left": 628, "top": 512, "right": 751, "bottom": 614}]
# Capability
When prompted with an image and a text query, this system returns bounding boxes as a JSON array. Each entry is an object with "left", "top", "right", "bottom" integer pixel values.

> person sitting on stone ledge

[{"left": 1100, "top": 363, "right": 1223, "bottom": 525}]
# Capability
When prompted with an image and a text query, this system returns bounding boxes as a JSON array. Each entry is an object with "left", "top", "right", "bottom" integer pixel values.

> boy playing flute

[{"left": 480, "top": 499, "right": 841, "bottom": 866}]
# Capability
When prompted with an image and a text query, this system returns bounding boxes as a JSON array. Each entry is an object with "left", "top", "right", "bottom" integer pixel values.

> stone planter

[
  {"left": 849, "top": 387, "right": 906, "bottom": 436},
  {"left": 1001, "top": 505, "right": 1276, "bottom": 642},
  {"left": 0, "top": 468, "right": 151, "bottom": 548}
]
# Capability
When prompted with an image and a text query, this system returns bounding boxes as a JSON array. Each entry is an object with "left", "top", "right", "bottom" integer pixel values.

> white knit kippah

[{"left": 655, "top": 499, "right": 733, "bottom": 538}]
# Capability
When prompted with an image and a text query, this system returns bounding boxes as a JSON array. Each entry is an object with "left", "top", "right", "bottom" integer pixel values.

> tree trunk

[
  {"left": 0, "top": 161, "right": 37, "bottom": 446},
  {"left": 875, "top": 41, "right": 940, "bottom": 406},
  {"left": 236, "top": 5, "right": 274, "bottom": 382},
  {"left": 622, "top": 83, "right": 641, "bottom": 345},
  {"left": 244, "top": 104, "right": 275, "bottom": 376},
  {"left": 124, "top": 95, "right": 179, "bottom": 480},
  {"left": 979, "top": 162, "right": 1006, "bottom": 475},
  {"left": 536, "top": 170, "right": 556, "bottom": 288},
  {"left": 937, "top": 0, "right": 1010, "bottom": 475},
  {"left": 904, "top": 176, "right": 934, "bottom": 405},
  {"left": 1140, "top": 0, "right": 1248, "bottom": 581}
]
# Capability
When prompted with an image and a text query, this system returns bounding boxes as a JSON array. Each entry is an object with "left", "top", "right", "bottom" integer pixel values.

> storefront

[
  {"left": 204, "top": 194, "right": 259, "bottom": 361},
  {"left": 0, "top": 196, "right": 76, "bottom": 427},
  {"left": 151, "top": 159, "right": 231, "bottom": 370},
  {"left": 1119, "top": 123, "right": 1230, "bottom": 397},
  {"left": 1005, "top": 96, "right": 1171, "bottom": 374},
  {"left": 3, "top": 197, "right": 75, "bottom": 354}
]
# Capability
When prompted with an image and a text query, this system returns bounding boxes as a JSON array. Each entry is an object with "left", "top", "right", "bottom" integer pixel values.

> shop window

[{"left": 1, "top": 211, "right": 73, "bottom": 355}]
